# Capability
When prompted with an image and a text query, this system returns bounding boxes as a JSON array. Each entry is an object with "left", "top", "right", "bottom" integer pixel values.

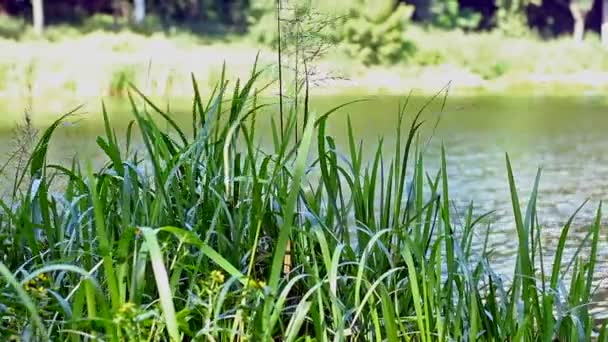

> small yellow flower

[
  {"left": 24, "top": 280, "right": 37, "bottom": 290},
  {"left": 119, "top": 302, "right": 136, "bottom": 314},
  {"left": 247, "top": 278, "right": 266, "bottom": 290},
  {"left": 36, "top": 286, "right": 47, "bottom": 295},
  {"left": 36, "top": 273, "right": 48, "bottom": 282},
  {"left": 210, "top": 270, "right": 225, "bottom": 284}
]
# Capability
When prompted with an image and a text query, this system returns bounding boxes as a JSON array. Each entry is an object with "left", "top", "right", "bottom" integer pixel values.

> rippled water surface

[{"left": 2, "top": 93, "right": 608, "bottom": 314}]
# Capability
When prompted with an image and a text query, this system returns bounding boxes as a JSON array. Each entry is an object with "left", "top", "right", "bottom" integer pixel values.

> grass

[{"left": 0, "top": 56, "right": 606, "bottom": 341}]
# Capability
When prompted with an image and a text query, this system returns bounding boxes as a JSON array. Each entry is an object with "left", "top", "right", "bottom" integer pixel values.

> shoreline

[
  {"left": 0, "top": 31, "right": 606, "bottom": 123},
  {"left": 0, "top": 71, "right": 605, "bottom": 128}
]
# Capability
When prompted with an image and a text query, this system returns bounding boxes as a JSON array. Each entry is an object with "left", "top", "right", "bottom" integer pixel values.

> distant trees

[
  {"left": 133, "top": 0, "right": 145, "bottom": 24},
  {"left": 340, "top": 0, "right": 416, "bottom": 65},
  {"left": 602, "top": 0, "right": 608, "bottom": 44},
  {"left": 567, "top": 0, "right": 593, "bottom": 41},
  {"left": 31, "top": 0, "right": 43, "bottom": 35},
  {"left": 0, "top": 0, "right": 607, "bottom": 45}
]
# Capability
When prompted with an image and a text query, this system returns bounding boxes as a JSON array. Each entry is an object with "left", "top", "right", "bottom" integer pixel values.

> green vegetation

[
  {"left": 0, "top": 58, "right": 606, "bottom": 340},
  {"left": 1, "top": 26, "right": 608, "bottom": 112},
  {"left": 336, "top": 1, "right": 416, "bottom": 65},
  {"left": 0, "top": 0, "right": 608, "bottom": 103},
  {"left": 0, "top": 3, "right": 607, "bottom": 339}
]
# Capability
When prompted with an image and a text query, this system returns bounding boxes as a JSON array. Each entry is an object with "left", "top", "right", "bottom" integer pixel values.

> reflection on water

[{"left": 2, "top": 94, "right": 608, "bottom": 315}]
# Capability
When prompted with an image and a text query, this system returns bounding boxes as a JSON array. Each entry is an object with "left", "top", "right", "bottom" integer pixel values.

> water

[{"left": 2, "top": 93, "right": 608, "bottom": 314}]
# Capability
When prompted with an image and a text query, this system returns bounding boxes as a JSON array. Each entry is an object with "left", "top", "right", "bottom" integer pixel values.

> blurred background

[{"left": 0, "top": 0, "right": 607, "bottom": 111}]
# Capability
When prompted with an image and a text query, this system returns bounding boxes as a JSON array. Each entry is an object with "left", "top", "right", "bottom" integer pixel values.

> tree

[
  {"left": 495, "top": 0, "right": 541, "bottom": 36},
  {"left": 602, "top": 0, "right": 608, "bottom": 45},
  {"left": 31, "top": 0, "right": 43, "bottom": 35},
  {"left": 431, "top": 0, "right": 481, "bottom": 30},
  {"left": 133, "top": 0, "right": 145, "bottom": 24},
  {"left": 568, "top": 0, "right": 593, "bottom": 42},
  {"left": 340, "top": 0, "right": 416, "bottom": 65}
]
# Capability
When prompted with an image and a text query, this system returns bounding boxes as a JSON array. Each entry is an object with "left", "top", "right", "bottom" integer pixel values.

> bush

[
  {"left": 247, "top": 0, "right": 276, "bottom": 46},
  {"left": 471, "top": 61, "right": 511, "bottom": 80},
  {"left": 43, "top": 25, "right": 82, "bottom": 42},
  {"left": 433, "top": 1, "right": 482, "bottom": 30},
  {"left": 248, "top": 0, "right": 416, "bottom": 66},
  {"left": 0, "top": 14, "right": 27, "bottom": 40},
  {"left": 81, "top": 14, "right": 118, "bottom": 32},
  {"left": 339, "top": 0, "right": 416, "bottom": 65}
]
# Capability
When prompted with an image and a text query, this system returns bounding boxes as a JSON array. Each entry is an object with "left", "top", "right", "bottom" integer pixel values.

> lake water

[{"left": 2, "top": 93, "right": 608, "bottom": 316}]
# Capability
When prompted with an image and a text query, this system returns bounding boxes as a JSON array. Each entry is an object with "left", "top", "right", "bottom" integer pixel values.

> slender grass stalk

[
  {"left": 139, "top": 227, "right": 180, "bottom": 342},
  {"left": 269, "top": 111, "right": 316, "bottom": 292}
]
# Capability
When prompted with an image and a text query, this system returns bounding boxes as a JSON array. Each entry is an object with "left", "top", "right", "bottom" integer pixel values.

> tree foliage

[
  {"left": 0, "top": 0, "right": 607, "bottom": 52},
  {"left": 340, "top": 0, "right": 416, "bottom": 65}
]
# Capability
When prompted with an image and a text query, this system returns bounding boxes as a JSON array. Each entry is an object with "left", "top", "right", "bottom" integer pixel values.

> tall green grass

[{"left": 0, "top": 61, "right": 605, "bottom": 341}]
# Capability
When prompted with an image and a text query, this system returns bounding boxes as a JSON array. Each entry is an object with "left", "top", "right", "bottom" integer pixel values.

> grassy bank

[
  {"left": 1, "top": 26, "right": 607, "bottom": 114},
  {"left": 0, "top": 62, "right": 606, "bottom": 341}
]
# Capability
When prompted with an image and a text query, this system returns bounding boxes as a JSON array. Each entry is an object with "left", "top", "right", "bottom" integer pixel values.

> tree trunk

[
  {"left": 602, "top": 0, "right": 608, "bottom": 46},
  {"left": 133, "top": 0, "right": 145, "bottom": 24},
  {"left": 570, "top": 2, "right": 586, "bottom": 42},
  {"left": 32, "top": 0, "right": 44, "bottom": 36}
]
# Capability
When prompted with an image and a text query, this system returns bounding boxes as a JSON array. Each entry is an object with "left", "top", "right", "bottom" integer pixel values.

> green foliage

[
  {"left": 471, "top": 60, "right": 511, "bottom": 80},
  {"left": 432, "top": 0, "right": 482, "bottom": 30},
  {"left": 574, "top": 0, "right": 595, "bottom": 11},
  {"left": 247, "top": 0, "right": 416, "bottom": 65},
  {"left": 81, "top": 14, "right": 118, "bottom": 32},
  {"left": 247, "top": 0, "right": 278, "bottom": 46},
  {"left": 496, "top": 10, "right": 530, "bottom": 37},
  {"left": 495, "top": 0, "right": 540, "bottom": 37},
  {"left": 360, "top": 0, "right": 396, "bottom": 23},
  {"left": 340, "top": 2, "right": 416, "bottom": 65},
  {"left": 0, "top": 14, "right": 27, "bottom": 40}
]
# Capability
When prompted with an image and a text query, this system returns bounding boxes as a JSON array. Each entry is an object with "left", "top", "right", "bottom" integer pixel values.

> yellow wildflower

[
  {"left": 119, "top": 302, "right": 136, "bottom": 314},
  {"left": 247, "top": 278, "right": 266, "bottom": 290},
  {"left": 24, "top": 280, "right": 37, "bottom": 290},
  {"left": 211, "top": 270, "right": 225, "bottom": 284},
  {"left": 36, "top": 286, "right": 47, "bottom": 295}
]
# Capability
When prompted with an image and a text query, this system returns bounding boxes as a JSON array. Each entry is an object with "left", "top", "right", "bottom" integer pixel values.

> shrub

[
  {"left": 339, "top": 1, "right": 416, "bottom": 65},
  {"left": 247, "top": 0, "right": 279, "bottom": 47},
  {"left": 432, "top": 0, "right": 482, "bottom": 30},
  {"left": 43, "top": 25, "right": 82, "bottom": 42},
  {"left": 0, "top": 14, "right": 27, "bottom": 40},
  {"left": 81, "top": 14, "right": 118, "bottom": 33},
  {"left": 248, "top": 0, "right": 416, "bottom": 66}
]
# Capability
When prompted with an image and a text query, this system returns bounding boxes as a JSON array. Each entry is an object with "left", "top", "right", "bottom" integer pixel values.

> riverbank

[{"left": 0, "top": 27, "right": 607, "bottom": 106}]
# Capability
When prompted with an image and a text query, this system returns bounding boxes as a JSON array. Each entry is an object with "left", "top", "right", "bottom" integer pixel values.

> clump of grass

[
  {"left": 108, "top": 66, "right": 137, "bottom": 97},
  {"left": 0, "top": 59, "right": 605, "bottom": 341}
]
